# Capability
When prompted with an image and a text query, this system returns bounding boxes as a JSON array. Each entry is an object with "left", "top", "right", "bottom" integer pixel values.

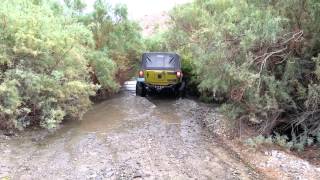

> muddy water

[{"left": 0, "top": 81, "right": 260, "bottom": 180}]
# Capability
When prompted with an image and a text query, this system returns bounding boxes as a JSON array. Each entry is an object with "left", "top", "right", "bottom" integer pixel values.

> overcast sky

[{"left": 84, "top": 0, "right": 191, "bottom": 19}]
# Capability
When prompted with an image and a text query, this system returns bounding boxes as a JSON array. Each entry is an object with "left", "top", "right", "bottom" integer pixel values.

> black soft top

[{"left": 141, "top": 52, "right": 181, "bottom": 70}]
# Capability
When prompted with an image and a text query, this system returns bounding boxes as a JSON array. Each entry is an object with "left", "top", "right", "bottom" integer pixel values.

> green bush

[
  {"left": 246, "top": 132, "right": 320, "bottom": 151},
  {"left": 148, "top": 0, "right": 320, "bottom": 148},
  {"left": 80, "top": 0, "right": 144, "bottom": 82},
  {"left": 0, "top": 0, "right": 117, "bottom": 129}
]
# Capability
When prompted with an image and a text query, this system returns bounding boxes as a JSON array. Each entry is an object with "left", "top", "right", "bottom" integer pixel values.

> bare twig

[
  {"left": 252, "top": 30, "right": 303, "bottom": 64},
  {"left": 259, "top": 111, "right": 281, "bottom": 135},
  {"left": 281, "top": 30, "right": 303, "bottom": 45},
  {"left": 275, "top": 51, "right": 292, "bottom": 65},
  {"left": 257, "top": 47, "right": 287, "bottom": 89}
]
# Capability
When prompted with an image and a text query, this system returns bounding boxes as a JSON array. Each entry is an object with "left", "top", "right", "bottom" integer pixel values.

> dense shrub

[
  {"left": 0, "top": 0, "right": 118, "bottom": 129},
  {"left": 79, "top": 0, "right": 145, "bottom": 84},
  {"left": 147, "top": 0, "right": 320, "bottom": 147}
]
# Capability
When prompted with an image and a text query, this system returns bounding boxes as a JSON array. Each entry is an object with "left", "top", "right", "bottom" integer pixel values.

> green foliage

[
  {"left": 219, "top": 103, "right": 245, "bottom": 121},
  {"left": 147, "top": 0, "right": 320, "bottom": 149},
  {"left": 80, "top": 1, "right": 144, "bottom": 78},
  {"left": 86, "top": 49, "right": 119, "bottom": 90},
  {"left": 246, "top": 132, "right": 319, "bottom": 151},
  {"left": 0, "top": 80, "right": 21, "bottom": 128},
  {"left": 144, "top": 32, "right": 168, "bottom": 52},
  {"left": 273, "top": 133, "right": 291, "bottom": 149},
  {"left": 64, "top": 0, "right": 86, "bottom": 14},
  {"left": 245, "top": 135, "right": 273, "bottom": 148},
  {"left": 0, "top": 0, "right": 119, "bottom": 129}
]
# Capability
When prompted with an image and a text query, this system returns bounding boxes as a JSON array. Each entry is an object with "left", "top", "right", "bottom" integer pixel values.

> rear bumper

[
  {"left": 145, "top": 83, "right": 181, "bottom": 91},
  {"left": 136, "top": 77, "right": 182, "bottom": 91}
]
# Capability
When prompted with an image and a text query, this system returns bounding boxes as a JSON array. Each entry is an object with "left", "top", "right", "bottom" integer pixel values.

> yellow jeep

[{"left": 136, "top": 52, "right": 186, "bottom": 97}]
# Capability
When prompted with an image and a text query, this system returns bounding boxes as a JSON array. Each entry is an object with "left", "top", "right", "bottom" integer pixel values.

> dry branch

[{"left": 257, "top": 47, "right": 287, "bottom": 89}]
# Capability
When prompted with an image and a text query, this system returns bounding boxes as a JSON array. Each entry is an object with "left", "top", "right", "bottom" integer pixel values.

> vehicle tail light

[
  {"left": 139, "top": 70, "right": 144, "bottom": 78},
  {"left": 176, "top": 71, "right": 182, "bottom": 78}
]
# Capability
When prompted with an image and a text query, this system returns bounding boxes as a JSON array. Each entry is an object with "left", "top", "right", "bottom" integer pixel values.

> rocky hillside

[{"left": 138, "top": 11, "right": 170, "bottom": 37}]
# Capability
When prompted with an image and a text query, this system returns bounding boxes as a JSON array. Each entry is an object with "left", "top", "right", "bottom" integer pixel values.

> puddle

[
  {"left": 79, "top": 100, "right": 127, "bottom": 133},
  {"left": 151, "top": 99, "right": 181, "bottom": 124}
]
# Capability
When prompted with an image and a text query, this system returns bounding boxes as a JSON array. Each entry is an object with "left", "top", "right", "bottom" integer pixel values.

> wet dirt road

[{"left": 0, "top": 81, "right": 260, "bottom": 179}]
